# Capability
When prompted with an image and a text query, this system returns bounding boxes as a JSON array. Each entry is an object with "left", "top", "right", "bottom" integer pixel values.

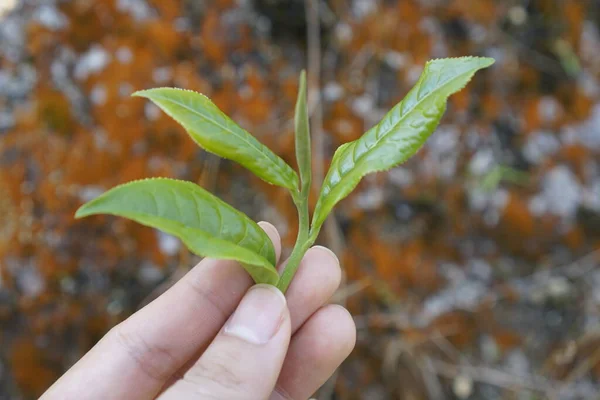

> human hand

[{"left": 41, "top": 222, "right": 356, "bottom": 400}]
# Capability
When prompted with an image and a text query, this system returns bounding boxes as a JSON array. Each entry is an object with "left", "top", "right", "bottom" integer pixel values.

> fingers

[
  {"left": 163, "top": 243, "right": 345, "bottom": 398},
  {"left": 271, "top": 245, "right": 354, "bottom": 399},
  {"left": 271, "top": 305, "right": 356, "bottom": 400},
  {"left": 159, "top": 285, "right": 291, "bottom": 399},
  {"left": 258, "top": 221, "right": 282, "bottom": 262},
  {"left": 283, "top": 246, "right": 342, "bottom": 333},
  {"left": 41, "top": 222, "right": 281, "bottom": 400}
]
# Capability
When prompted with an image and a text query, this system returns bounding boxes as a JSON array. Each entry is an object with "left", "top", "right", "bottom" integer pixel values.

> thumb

[{"left": 159, "top": 284, "right": 291, "bottom": 399}]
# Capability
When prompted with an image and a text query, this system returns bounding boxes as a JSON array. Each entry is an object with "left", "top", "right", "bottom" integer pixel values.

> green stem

[{"left": 277, "top": 192, "right": 313, "bottom": 292}]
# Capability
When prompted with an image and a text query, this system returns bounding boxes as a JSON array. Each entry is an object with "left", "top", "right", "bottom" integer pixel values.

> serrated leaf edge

[
  {"left": 132, "top": 88, "right": 299, "bottom": 191},
  {"left": 74, "top": 177, "right": 278, "bottom": 273}
]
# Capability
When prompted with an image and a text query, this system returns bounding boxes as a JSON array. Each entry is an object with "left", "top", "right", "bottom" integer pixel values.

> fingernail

[
  {"left": 223, "top": 284, "right": 286, "bottom": 345},
  {"left": 258, "top": 221, "right": 281, "bottom": 244},
  {"left": 312, "top": 245, "right": 339, "bottom": 266}
]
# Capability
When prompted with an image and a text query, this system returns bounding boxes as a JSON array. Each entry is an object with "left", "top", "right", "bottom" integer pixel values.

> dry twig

[{"left": 429, "top": 358, "right": 554, "bottom": 395}]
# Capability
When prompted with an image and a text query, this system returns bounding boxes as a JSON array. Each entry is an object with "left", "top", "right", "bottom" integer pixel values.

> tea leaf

[
  {"left": 75, "top": 178, "right": 279, "bottom": 284},
  {"left": 294, "top": 70, "right": 311, "bottom": 193},
  {"left": 134, "top": 88, "right": 299, "bottom": 191},
  {"left": 312, "top": 57, "right": 494, "bottom": 231}
]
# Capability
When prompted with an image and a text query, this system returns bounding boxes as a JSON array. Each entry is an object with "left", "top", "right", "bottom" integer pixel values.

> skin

[{"left": 41, "top": 222, "right": 356, "bottom": 400}]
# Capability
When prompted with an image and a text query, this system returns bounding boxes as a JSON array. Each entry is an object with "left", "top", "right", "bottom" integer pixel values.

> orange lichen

[
  {"left": 10, "top": 337, "right": 58, "bottom": 398},
  {"left": 200, "top": 10, "right": 227, "bottom": 65},
  {"left": 500, "top": 193, "right": 535, "bottom": 239},
  {"left": 430, "top": 311, "right": 476, "bottom": 349},
  {"left": 0, "top": 175, "right": 17, "bottom": 255},
  {"left": 564, "top": 2, "right": 584, "bottom": 47},
  {"left": 448, "top": 0, "right": 496, "bottom": 25},
  {"left": 562, "top": 226, "right": 585, "bottom": 251},
  {"left": 560, "top": 144, "right": 589, "bottom": 179},
  {"left": 324, "top": 101, "right": 364, "bottom": 143}
]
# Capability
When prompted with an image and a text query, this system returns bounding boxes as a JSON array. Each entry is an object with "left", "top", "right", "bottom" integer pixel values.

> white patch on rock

[
  {"left": 119, "top": 82, "right": 134, "bottom": 97},
  {"left": 523, "top": 131, "right": 560, "bottom": 164},
  {"left": 469, "top": 259, "right": 492, "bottom": 282},
  {"left": 145, "top": 103, "right": 161, "bottom": 121},
  {"left": 584, "top": 179, "right": 600, "bottom": 211},
  {"left": 0, "top": 109, "right": 14, "bottom": 130},
  {"left": 537, "top": 96, "right": 562, "bottom": 124},
  {"left": 388, "top": 167, "right": 414, "bottom": 187},
  {"left": 90, "top": 84, "right": 107, "bottom": 106},
  {"left": 406, "top": 65, "right": 423, "bottom": 85},
  {"left": 467, "top": 187, "right": 508, "bottom": 227},
  {"left": 116, "top": 46, "right": 133, "bottom": 64},
  {"left": 469, "top": 148, "right": 495, "bottom": 176},
  {"left": 323, "top": 82, "right": 344, "bottom": 101},
  {"left": 79, "top": 186, "right": 104, "bottom": 202},
  {"left": 383, "top": 51, "right": 407, "bottom": 70},
  {"left": 157, "top": 231, "right": 180, "bottom": 256},
  {"left": 138, "top": 262, "right": 164, "bottom": 285},
  {"left": 427, "top": 126, "right": 459, "bottom": 155},
  {"left": 508, "top": 5, "right": 528, "bottom": 25},
  {"left": 423, "top": 126, "right": 460, "bottom": 180},
  {"left": 0, "top": 16, "right": 25, "bottom": 61},
  {"left": 354, "top": 187, "right": 384, "bottom": 210},
  {"left": 352, "top": 0, "right": 377, "bottom": 19},
  {"left": 469, "top": 24, "right": 488, "bottom": 44},
  {"left": 421, "top": 278, "right": 488, "bottom": 324},
  {"left": 578, "top": 71, "right": 599, "bottom": 97},
  {"left": 33, "top": 4, "right": 68, "bottom": 30},
  {"left": 577, "top": 103, "right": 600, "bottom": 149},
  {"left": 116, "top": 0, "right": 154, "bottom": 21},
  {"left": 75, "top": 45, "right": 111, "bottom": 80},
  {"left": 541, "top": 166, "right": 582, "bottom": 217},
  {"left": 16, "top": 263, "right": 45, "bottom": 298},
  {"left": 352, "top": 94, "right": 375, "bottom": 118},
  {"left": 546, "top": 276, "right": 572, "bottom": 300},
  {"left": 580, "top": 21, "right": 600, "bottom": 66},
  {"left": 335, "top": 22, "right": 353, "bottom": 43},
  {"left": 504, "top": 350, "right": 530, "bottom": 376},
  {"left": 152, "top": 67, "right": 172, "bottom": 84},
  {"left": 528, "top": 195, "right": 547, "bottom": 216}
]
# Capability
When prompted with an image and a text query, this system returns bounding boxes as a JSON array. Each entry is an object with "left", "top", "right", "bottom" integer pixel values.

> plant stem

[
  {"left": 277, "top": 237, "right": 311, "bottom": 293},
  {"left": 278, "top": 192, "right": 313, "bottom": 292}
]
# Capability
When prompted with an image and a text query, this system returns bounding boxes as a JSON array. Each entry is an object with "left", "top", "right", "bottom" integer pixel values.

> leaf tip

[
  {"left": 131, "top": 89, "right": 154, "bottom": 99},
  {"left": 479, "top": 56, "right": 495, "bottom": 68},
  {"left": 74, "top": 204, "right": 92, "bottom": 219}
]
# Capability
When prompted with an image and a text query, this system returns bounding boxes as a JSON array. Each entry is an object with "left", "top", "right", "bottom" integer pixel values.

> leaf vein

[{"left": 149, "top": 93, "right": 284, "bottom": 176}]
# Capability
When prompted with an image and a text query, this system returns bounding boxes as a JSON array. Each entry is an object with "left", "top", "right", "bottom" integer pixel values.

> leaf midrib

[
  {"left": 319, "top": 65, "right": 481, "bottom": 204},
  {"left": 107, "top": 209, "right": 272, "bottom": 266},
  {"left": 150, "top": 91, "right": 285, "bottom": 176},
  {"left": 348, "top": 67, "right": 478, "bottom": 171}
]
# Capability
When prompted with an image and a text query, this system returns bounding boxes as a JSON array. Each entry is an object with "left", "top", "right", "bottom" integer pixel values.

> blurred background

[{"left": 1, "top": 0, "right": 600, "bottom": 399}]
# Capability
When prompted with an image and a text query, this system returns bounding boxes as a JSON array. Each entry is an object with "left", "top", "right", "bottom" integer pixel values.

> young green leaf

[
  {"left": 133, "top": 88, "right": 299, "bottom": 192},
  {"left": 75, "top": 178, "right": 279, "bottom": 285},
  {"left": 311, "top": 57, "right": 494, "bottom": 232},
  {"left": 294, "top": 70, "right": 311, "bottom": 194}
]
